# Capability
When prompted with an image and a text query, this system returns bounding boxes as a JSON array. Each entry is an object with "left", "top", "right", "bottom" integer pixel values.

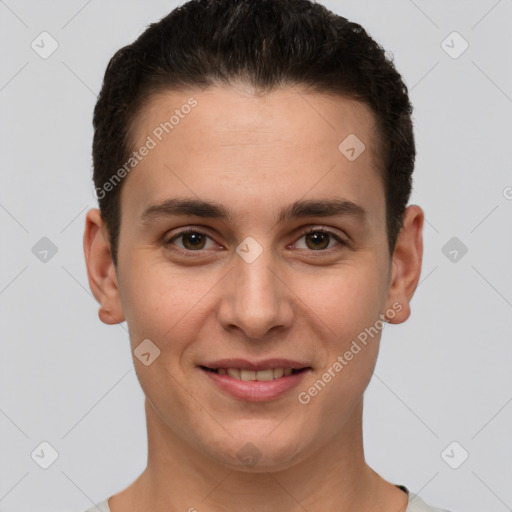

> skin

[{"left": 84, "top": 83, "right": 423, "bottom": 512}]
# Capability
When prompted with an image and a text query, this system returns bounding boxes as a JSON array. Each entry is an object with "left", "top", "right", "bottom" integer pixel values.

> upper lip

[{"left": 200, "top": 358, "right": 312, "bottom": 371}]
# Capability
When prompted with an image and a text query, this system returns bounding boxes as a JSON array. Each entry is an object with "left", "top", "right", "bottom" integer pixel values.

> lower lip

[{"left": 200, "top": 367, "right": 311, "bottom": 402}]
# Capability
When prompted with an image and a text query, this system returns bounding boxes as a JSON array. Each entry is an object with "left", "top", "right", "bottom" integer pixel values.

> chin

[{"left": 205, "top": 431, "right": 309, "bottom": 473}]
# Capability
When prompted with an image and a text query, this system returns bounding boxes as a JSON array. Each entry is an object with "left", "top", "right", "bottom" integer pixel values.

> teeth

[
  {"left": 273, "top": 367, "right": 284, "bottom": 379},
  {"left": 216, "top": 367, "right": 299, "bottom": 381},
  {"left": 254, "top": 369, "right": 273, "bottom": 381},
  {"left": 240, "top": 369, "right": 256, "bottom": 381},
  {"left": 227, "top": 368, "right": 241, "bottom": 379}
]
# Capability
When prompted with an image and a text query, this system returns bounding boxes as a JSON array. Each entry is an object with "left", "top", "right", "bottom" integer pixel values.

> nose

[{"left": 216, "top": 243, "right": 295, "bottom": 340}]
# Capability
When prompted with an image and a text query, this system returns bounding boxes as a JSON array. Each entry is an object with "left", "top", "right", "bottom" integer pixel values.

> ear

[
  {"left": 83, "top": 208, "right": 125, "bottom": 325},
  {"left": 385, "top": 205, "right": 424, "bottom": 324}
]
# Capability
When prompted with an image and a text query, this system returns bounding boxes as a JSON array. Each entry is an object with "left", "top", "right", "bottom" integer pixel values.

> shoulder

[{"left": 407, "top": 492, "right": 453, "bottom": 512}]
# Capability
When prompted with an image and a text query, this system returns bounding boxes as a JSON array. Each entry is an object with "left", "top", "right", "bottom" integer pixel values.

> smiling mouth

[{"left": 200, "top": 366, "right": 309, "bottom": 381}]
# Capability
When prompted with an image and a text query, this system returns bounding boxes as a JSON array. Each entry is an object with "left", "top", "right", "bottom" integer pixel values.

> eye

[
  {"left": 165, "top": 229, "right": 217, "bottom": 253},
  {"left": 164, "top": 226, "right": 347, "bottom": 256},
  {"left": 293, "top": 228, "right": 346, "bottom": 251}
]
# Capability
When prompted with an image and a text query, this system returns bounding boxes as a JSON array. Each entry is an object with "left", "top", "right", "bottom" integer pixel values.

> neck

[{"left": 110, "top": 397, "right": 407, "bottom": 512}]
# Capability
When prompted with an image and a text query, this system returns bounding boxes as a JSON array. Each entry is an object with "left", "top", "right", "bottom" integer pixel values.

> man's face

[{"left": 99, "top": 85, "right": 405, "bottom": 469}]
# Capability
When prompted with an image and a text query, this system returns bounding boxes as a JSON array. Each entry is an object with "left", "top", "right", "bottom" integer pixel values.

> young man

[{"left": 82, "top": 0, "right": 450, "bottom": 510}]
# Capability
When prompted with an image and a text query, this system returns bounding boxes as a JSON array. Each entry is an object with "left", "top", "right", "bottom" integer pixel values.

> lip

[
  {"left": 200, "top": 366, "right": 311, "bottom": 402},
  {"left": 200, "top": 358, "right": 311, "bottom": 371}
]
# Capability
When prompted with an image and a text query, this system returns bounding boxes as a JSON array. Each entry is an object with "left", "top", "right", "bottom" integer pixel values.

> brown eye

[
  {"left": 166, "top": 229, "right": 215, "bottom": 252},
  {"left": 181, "top": 232, "right": 207, "bottom": 250},
  {"left": 294, "top": 229, "right": 345, "bottom": 252},
  {"left": 304, "top": 231, "right": 330, "bottom": 250}
]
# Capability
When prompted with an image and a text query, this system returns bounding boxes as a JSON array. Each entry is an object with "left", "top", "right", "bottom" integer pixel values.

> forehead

[
  {"left": 131, "top": 84, "right": 380, "bottom": 163},
  {"left": 121, "top": 84, "right": 385, "bottom": 228}
]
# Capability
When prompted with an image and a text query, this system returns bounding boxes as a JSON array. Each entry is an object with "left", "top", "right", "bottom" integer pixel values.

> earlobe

[
  {"left": 385, "top": 205, "right": 424, "bottom": 325},
  {"left": 83, "top": 208, "right": 125, "bottom": 325}
]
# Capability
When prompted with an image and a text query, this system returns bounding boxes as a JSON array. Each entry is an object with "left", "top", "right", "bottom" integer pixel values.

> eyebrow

[{"left": 140, "top": 197, "right": 367, "bottom": 225}]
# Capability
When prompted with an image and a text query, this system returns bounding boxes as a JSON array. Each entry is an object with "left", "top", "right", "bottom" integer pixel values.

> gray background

[{"left": 1, "top": 1, "right": 511, "bottom": 511}]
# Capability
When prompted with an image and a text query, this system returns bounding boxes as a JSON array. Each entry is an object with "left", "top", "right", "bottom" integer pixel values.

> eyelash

[{"left": 164, "top": 227, "right": 347, "bottom": 256}]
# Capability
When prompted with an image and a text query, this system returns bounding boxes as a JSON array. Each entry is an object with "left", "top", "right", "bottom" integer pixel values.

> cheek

[
  {"left": 118, "top": 255, "right": 212, "bottom": 349},
  {"left": 300, "top": 260, "right": 387, "bottom": 342},
  {"left": 294, "top": 260, "right": 386, "bottom": 398},
  {"left": 295, "top": 266, "right": 385, "bottom": 435},
  {"left": 118, "top": 263, "right": 212, "bottom": 409}
]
